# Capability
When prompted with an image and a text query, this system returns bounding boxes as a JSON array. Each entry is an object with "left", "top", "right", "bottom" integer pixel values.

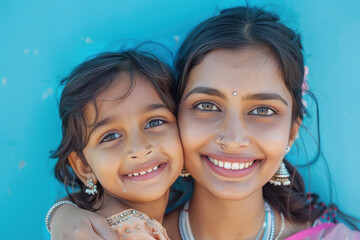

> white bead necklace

[{"left": 179, "top": 201, "right": 285, "bottom": 240}]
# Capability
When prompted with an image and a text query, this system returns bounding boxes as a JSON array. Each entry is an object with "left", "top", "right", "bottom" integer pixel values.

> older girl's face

[{"left": 177, "top": 47, "right": 298, "bottom": 199}]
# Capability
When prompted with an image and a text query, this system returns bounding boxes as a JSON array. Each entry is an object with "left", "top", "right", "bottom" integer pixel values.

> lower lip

[
  {"left": 122, "top": 163, "right": 167, "bottom": 181},
  {"left": 203, "top": 156, "right": 259, "bottom": 178}
]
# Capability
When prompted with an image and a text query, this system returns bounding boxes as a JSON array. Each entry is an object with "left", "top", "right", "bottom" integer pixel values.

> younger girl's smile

[{"left": 71, "top": 74, "right": 183, "bottom": 203}]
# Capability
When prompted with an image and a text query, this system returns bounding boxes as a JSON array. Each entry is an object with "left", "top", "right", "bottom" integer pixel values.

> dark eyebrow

[
  {"left": 184, "top": 87, "right": 225, "bottom": 100},
  {"left": 89, "top": 104, "right": 170, "bottom": 135},
  {"left": 89, "top": 117, "right": 113, "bottom": 136},
  {"left": 243, "top": 93, "right": 288, "bottom": 106},
  {"left": 144, "top": 103, "right": 170, "bottom": 112}
]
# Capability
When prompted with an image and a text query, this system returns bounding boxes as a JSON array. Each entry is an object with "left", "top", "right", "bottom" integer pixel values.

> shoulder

[
  {"left": 323, "top": 223, "right": 360, "bottom": 239},
  {"left": 284, "top": 223, "right": 360, "bottom": 240},
  {"left": 163, "top": 208, "right": 182, "bottom": 240}
]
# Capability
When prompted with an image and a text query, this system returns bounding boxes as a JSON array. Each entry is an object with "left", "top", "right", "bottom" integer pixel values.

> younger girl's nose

[{"left": 126, "top": 134, "right": 154, "bottom": 159}]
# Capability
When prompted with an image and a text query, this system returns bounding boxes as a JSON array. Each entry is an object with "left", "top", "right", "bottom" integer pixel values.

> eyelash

[
  {"left": 145, "top": 119, "right": 166, "bottom": 129},
  {"left": 99, "top": 119, "right": 167, "bottom": 144},
  {"left": 249, "top": 106, "right": 277, "bottom": 116},
  {"left": 193, "top": 101, "right": 277, "bottom": 117},
  {"left": 193, "top": 102, "right": 220, "bottom": 112},
  {"left": 100, "top": 132, "right": 122, "bottom": 143}
]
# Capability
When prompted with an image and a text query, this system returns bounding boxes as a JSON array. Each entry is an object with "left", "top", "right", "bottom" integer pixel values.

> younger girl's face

[
  {"left": 178, "top": 47, "right": 297, "bottom": 199},
  {"left": 77, "top": 75, "right": 183, "bottom": 203}
]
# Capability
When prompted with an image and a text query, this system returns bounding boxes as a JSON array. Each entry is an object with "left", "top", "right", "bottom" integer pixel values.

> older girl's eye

[
  {"left": 100, "top": 133, "right": 122, "bottom": 143},
  {"left": 145, "top": 119, "right": 165, "bottom": 129},
  {"left": 249, "top": 107, "right": 276, "bottom": 116},
  {"left": 194, "top": 102, "right": 219, "bottom": 111}
]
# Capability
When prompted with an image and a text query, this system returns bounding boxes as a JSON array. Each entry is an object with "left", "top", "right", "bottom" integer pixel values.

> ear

[
  {"left": 68, "top": 152, "right": 97, "bottom": 185},
  {"left": 288, "top": 118, "right": 302, "bottom": 147}
]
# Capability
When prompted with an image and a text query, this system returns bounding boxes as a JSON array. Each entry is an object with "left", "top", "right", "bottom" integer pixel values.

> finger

[
  {"left": 51, "top": 229, "right": 105, "bottom": 240},
  {"left": 91, "top": 219, "right": 118, "bottom": 240}
]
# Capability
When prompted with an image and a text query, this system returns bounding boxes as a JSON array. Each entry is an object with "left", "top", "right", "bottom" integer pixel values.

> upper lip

[
  {"left": 121, "top": 160, "right": 166, "bottom": 176},
  {"left": 204, "top": 153, "right": 260, "bottom": 163}
]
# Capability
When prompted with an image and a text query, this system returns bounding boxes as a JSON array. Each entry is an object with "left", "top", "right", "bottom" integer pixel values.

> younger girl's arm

[{"left": 49, "top": 204, "right": 118, "bottom": 240}]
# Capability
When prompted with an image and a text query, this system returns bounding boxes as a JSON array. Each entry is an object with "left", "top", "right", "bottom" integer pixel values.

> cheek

[
  {"left": 85, "top": 148, "right": 122, "bottom": 175},
  {"left": 249, "top": 120, "right": 290, "bottom": 158},
  {"left": 178, "top": 115, "right": 216, "bottom": 153}
]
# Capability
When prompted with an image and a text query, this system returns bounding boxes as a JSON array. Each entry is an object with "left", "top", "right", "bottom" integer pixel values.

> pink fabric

[{"left": 285, "top": 223, "right": 360, "bottom": 240}]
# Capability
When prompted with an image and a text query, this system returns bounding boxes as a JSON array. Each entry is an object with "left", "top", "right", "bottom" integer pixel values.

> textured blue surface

[{"left": 1, "top": 0, "right": 359, "bottom": 239}]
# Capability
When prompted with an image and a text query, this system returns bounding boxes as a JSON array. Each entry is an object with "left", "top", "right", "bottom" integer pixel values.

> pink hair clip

[
  {"left": 302, "top": 65, "right": 309, "bottom": 109},
  {"left": 302, "top": 65, "right": 309, "bottom": 94}
]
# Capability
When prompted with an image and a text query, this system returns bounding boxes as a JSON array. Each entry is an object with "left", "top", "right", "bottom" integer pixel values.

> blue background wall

[{"left": 1, "top": 0, "right": 359, "bottom": 239}]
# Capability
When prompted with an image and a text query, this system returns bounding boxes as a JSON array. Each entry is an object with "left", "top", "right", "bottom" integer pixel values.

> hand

[{"left": 50, "top": 204, "right": 118, "bottom": 240}]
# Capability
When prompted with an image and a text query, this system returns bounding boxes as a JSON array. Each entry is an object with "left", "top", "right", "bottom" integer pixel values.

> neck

[
  {"left": 188, "top": 182, "right": 266, "bottom": 240},
  {"left": 95, "top": 190, "right": 169, "bottom": 223}
]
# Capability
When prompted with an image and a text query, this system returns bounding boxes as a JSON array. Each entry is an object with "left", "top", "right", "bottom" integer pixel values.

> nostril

[{"left": 146, "top": 150, "right": 153, "bottom": 155}]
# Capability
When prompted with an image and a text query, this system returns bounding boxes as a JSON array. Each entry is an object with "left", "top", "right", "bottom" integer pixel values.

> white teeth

[
  {"left": 232, "top": 162, "right": 239, "bottom": 170},
  {"left": 224, "top": 162, "right": 232, "bottom": 169},
  {"left": 207, "top": 156, "right": 255, "bottom": 171},
  {"left": 126, "top": 164, "right": 161, "bottom": 177},
  {"left": 239, "top": 163, "right": 244, "bottom": 170}
]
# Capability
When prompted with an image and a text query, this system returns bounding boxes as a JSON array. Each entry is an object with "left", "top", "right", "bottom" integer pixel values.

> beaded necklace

[{"left": 179, "top": 201, "right": 285, "bottom": 240}]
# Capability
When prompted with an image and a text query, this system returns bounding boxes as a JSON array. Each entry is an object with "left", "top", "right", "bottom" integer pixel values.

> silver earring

[
  {"left": 218, "top": 135, "right": 224, "bottom": 142},
  {"left": 232, "top": 91, "right": 237, "bottom": 96},
  {"left": 180, "top": 168, "right": 190, "bottom": 178},
  {"left": 285, "top": 146, "right": 291, "bottom": 153},
  {"left": 269, "top": 162, "right": 291, "bottom": 186},
  {"left": 85, "top": 178, "right": 98, "bottom": 195}
]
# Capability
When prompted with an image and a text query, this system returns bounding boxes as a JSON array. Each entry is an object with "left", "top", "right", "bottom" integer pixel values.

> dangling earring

[
  {"left": 180, "top": 168, "right": 190, "bottom": 178},
  {"left": 85, "top": 178, "right": 98, "bottom": 195},
  {"left": 270, "top": 146, "right": 291, "bottom": 186},
  {"left": 269, "top": 162, "right": 291, "bottom": 186},
  {"left": 285, "top": 146, "right": 291, "bottom": 153}
]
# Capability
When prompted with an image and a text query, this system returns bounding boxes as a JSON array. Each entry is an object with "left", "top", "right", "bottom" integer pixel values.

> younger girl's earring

[
  {"left": 269, "top": 162, "right": 291, "bottom": 186},
  {"left": 180, "top": 168, "right": 190, "bottom": 178},
  {"left": 285, "top": 146, "right": 291, "bottom": 153},
  {"left": 85, "top": 178, "right": 98, "bottom": 195}
]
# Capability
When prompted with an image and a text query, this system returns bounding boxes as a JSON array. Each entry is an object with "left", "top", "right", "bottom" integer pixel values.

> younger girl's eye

[
  {"left": 194, "top": 102, "right": 219, "bottom": 111},
  {"left": 249, "top": 107, "right": 276, "bottom": 116},
  {"left": 100, "top": 133, "right": 122, "bottom": 143},
  {"left": 145, "top": 119, "right": 165, "bottom": 129}
]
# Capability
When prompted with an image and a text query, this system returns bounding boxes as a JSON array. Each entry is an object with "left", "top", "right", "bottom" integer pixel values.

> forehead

[
  {"left": 186, "top": 47, "right": 288, "bottom": 95},
  {"left": 83, "top": 74, "right": 163, "bottom": 123}
]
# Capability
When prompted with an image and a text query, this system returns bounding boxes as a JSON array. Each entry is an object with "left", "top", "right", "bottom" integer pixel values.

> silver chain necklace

[{"left": 179, "top": 201, "right": 285, "bottom": 240}]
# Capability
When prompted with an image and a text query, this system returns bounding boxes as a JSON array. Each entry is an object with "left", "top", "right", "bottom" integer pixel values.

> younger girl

[{"left": 47, "top": 50, "right": 183, "bottom": 239}]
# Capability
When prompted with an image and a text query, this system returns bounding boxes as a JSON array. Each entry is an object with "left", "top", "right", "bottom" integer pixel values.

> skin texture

[
  {"left": 164, "top": 47, "right": 303, "bottom": 240},
  {"left": 66, "top": 74, "right": 183, "bottom": 226},
  {"left": 50, "top": 48, "right": 305, "bottom": 240}
]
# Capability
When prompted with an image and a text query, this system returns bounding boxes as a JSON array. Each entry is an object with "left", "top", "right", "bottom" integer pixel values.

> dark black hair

[
  {"left": 51, "top": 50, "right": 175, "bottom": 210},
  {"left": 174, "top": 6, "right": 325, "bottom": 224}
]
